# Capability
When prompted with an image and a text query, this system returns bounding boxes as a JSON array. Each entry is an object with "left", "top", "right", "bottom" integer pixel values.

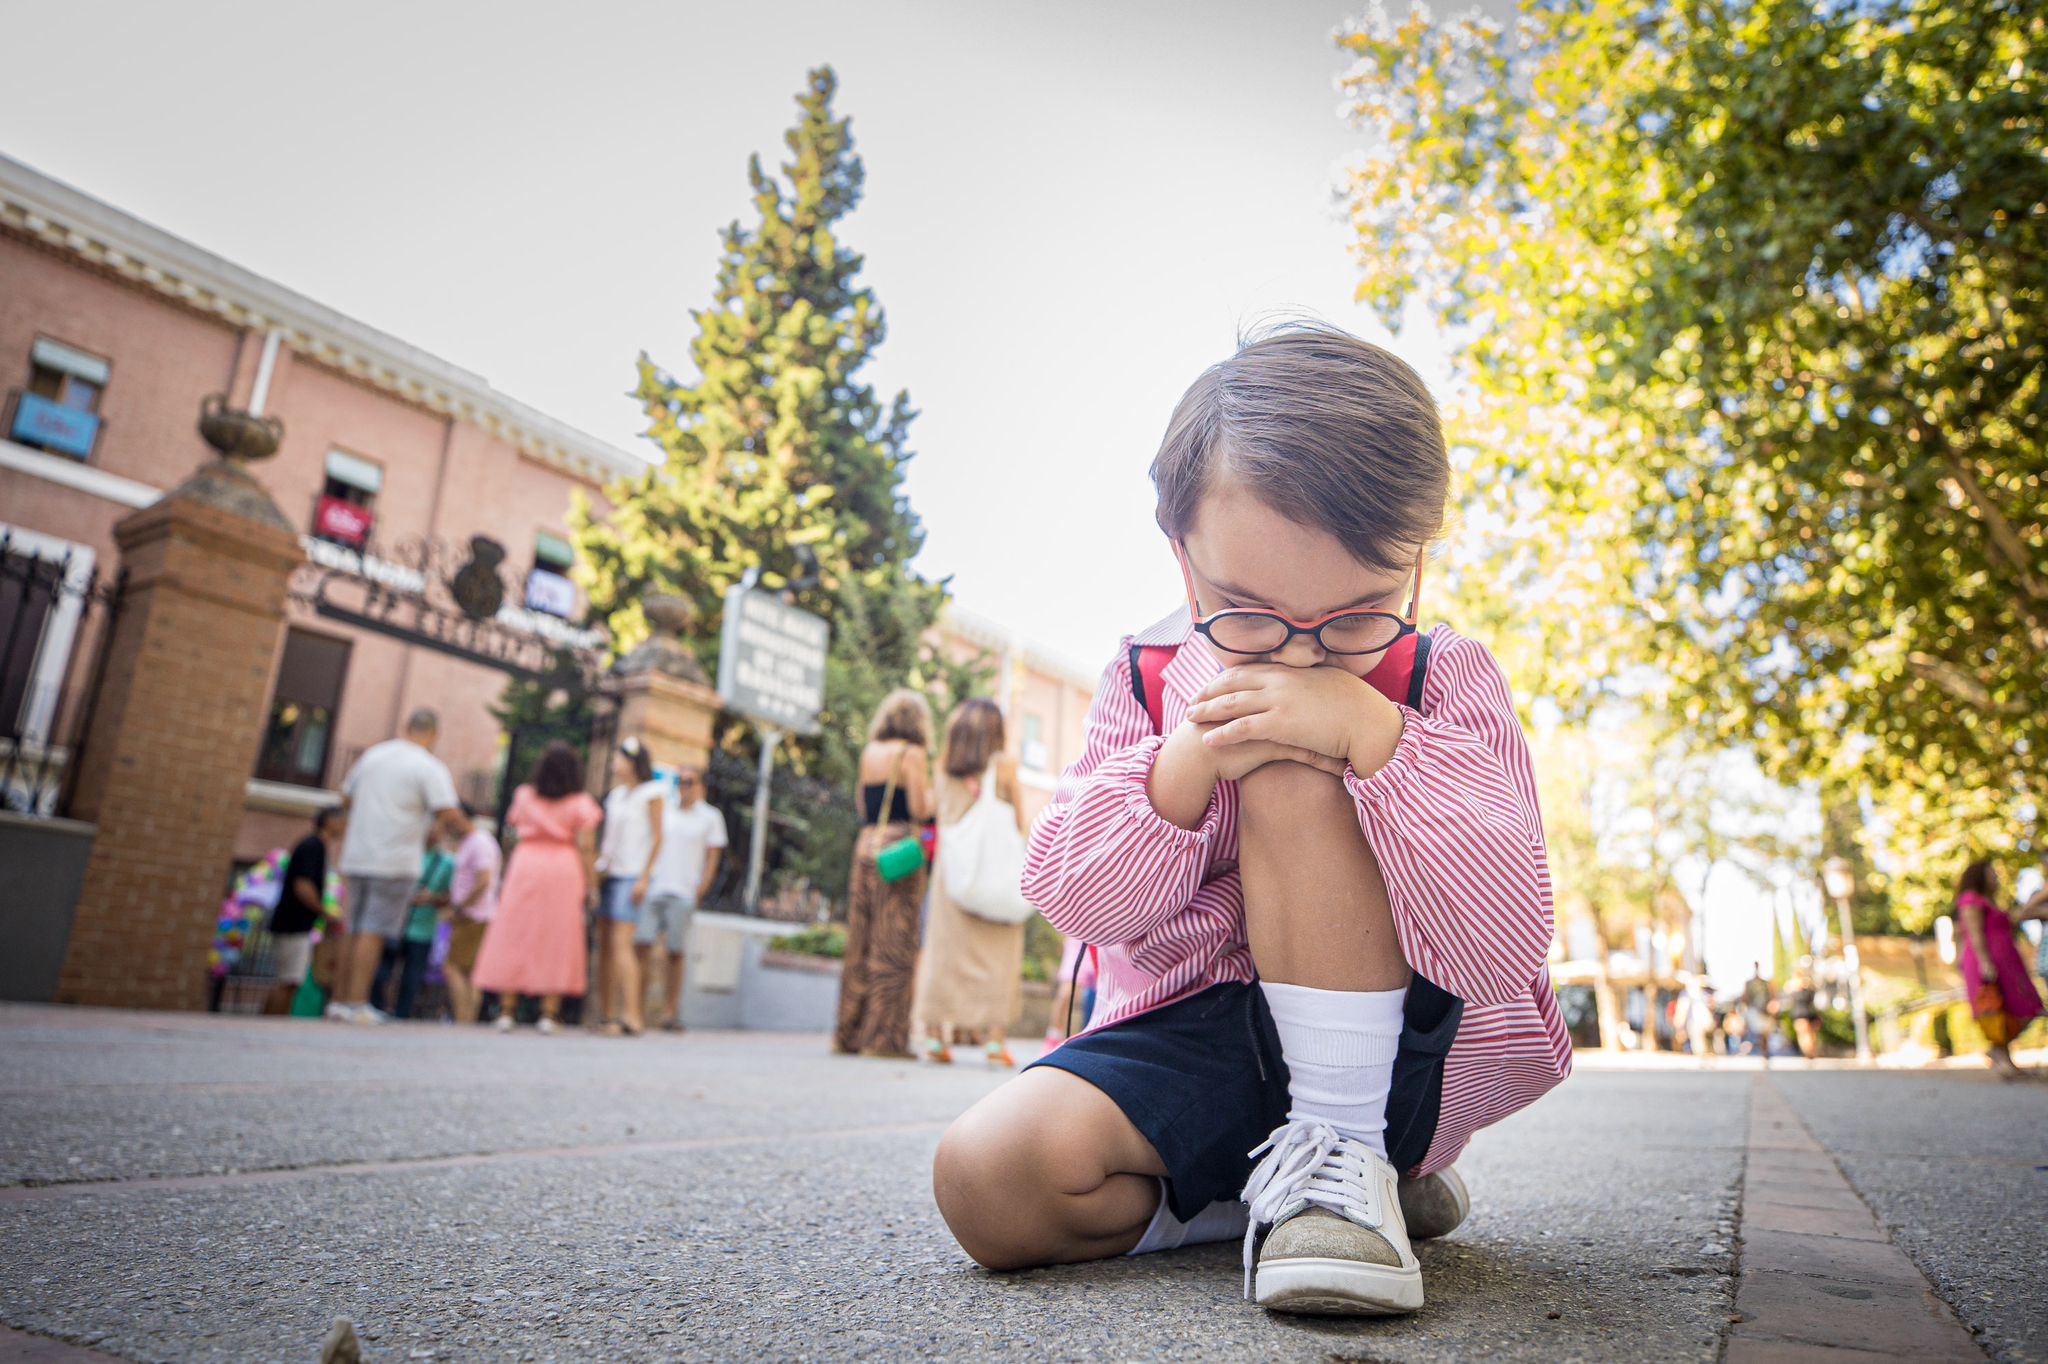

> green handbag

[{"left": 872, "top": 754, "right": 926, "bottom": 884}]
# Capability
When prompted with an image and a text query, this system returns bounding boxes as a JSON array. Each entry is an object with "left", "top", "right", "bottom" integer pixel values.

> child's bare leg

[
  {"left": 1236, "top": 761, "right": 1408, "bottom": 992},
  {"left": 934, "top": 1067, "right": 1166, "bottom": 1269}
]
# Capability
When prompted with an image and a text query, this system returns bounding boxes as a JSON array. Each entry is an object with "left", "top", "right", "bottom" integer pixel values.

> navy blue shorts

[{"left": 1029, "top": 978, "right": 1462, "bottom": 1221}]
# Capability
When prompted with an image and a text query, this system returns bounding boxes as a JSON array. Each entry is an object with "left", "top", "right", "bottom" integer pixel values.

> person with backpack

[
  {"left": 932, "top": 324, "right": 1568, "bottom": 1317},
  {"left": 913, "top": 699, "right": 1028, "bottom": 1067}
]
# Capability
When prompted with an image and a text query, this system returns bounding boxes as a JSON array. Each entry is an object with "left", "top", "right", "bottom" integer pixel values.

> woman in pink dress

[
  {"left": 475, "top": 742, "right": 602, "bottom": 1034},
  {"left": 1955, "top": 860, "right": 2048, "bottom": 1079}
]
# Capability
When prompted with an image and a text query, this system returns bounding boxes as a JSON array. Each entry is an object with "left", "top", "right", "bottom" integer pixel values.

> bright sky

[{"left": 0, "top": 0, "right": 1449, "bottom": 673}]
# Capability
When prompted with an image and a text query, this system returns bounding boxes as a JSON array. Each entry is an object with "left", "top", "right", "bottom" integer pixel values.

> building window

[
  {"left": 255, "top": 629, "right": 351, "bottom": 788},
  {"left": 525, "top": 531, "right": 577, "bottom": 619},
  {"left": 313, "top": 449, "right": 382, "bottom": 548},
  {"left": 1021, "top": 713, "right": 1048, "bottom": 771},
  {"left": 10, "top": 337, "right": 109, "bottom": 461}
]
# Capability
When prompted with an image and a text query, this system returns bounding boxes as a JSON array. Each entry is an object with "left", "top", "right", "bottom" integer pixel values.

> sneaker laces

[{"left": 1238, "top": 1118, "right": 1387, "bottom": 1294}]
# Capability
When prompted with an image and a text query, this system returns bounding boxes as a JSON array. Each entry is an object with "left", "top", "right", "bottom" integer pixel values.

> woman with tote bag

[{"left": 913, "top": 699, "right": 1030, "bottom": 1067}]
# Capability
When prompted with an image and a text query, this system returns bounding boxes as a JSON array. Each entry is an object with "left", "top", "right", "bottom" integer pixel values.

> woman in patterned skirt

[{"left": 833, "top": 689, "right": 933, "bottom": 1059}]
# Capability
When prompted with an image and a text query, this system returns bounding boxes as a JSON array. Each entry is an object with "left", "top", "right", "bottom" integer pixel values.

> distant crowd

[{"left": 258, "top": 708, "right": 727, "bottom": 1034}]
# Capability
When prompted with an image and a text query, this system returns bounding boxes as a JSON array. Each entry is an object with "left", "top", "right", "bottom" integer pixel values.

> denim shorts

[
  {"left": 598, "top": 876, "right": 641, "bottom": 924},
  {"left": 1029, "top": 978, "right": 1462, "bottom": 1221}
]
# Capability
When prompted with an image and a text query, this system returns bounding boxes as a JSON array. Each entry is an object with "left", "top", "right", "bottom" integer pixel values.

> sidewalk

[{"left": 0, "top": 1006, "right": 2040, "bottom": 1362}]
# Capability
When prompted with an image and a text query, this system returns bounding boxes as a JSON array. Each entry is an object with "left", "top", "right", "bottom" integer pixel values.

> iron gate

[{"left": 0, "top": 529, "right": 122, "bottom": 818}]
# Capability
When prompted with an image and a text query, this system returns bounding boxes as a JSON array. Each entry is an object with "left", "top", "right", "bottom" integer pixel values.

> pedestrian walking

[
  {"left": 372, "top": 833, "right": 454, "bottom": 1020},
  {"left": 595, "top": 738, "right": 665, "bottom": 1036},
  {"left": 1675, "top": 974, "right": 1714, "bottom": 1059},
  {"left": 912, "top": 699, "right": 1027, "bottom": 1067},
  {"left": 933, "top": 325, "right": 1566, "bottom": 1316},
  {"left": 473, "top": 742, "right": 602, "bottom": 1035},
  {"left": 1741, "top": 962, "right": 1778, "bottom": 1063},
  {"left": 639, "top": 765, "right": 726, "bottom": 1033},
  {"left": 833, "top": 689, "right": 933, "bottom": 1059},
  {"left": 442, "top": 803, "right": 501, "bottom": 1025},
  {"left": 265, "top": 807, "right": 345, "bottom": 1016},
  {"left": 329, "top": 709, "right": 466, "bottom": 1024},
  {"left": 1954, "top": 860, "right": 2047, "bottom": 1080},
  {"left": 1785, "top": 959, "right": 1822, "bottom": 1061}
]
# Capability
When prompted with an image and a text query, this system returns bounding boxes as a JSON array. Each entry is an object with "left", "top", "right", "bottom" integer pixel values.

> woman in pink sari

[
  {"left": 1954, "top": 860, "right": 2048, "bottom": 1079},
  {"left": 475, "top": 742, "right": 602, "bottom": 1034}
]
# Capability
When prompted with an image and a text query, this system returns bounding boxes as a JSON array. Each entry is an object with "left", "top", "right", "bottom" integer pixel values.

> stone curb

[{"left": 1725, "top": 1078, "right": 1984, "bottom": 1363}]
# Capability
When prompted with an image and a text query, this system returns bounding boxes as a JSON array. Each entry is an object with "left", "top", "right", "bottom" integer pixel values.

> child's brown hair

[{"left": 1149, "top": 322, "right": 1449, "bottom": 573}]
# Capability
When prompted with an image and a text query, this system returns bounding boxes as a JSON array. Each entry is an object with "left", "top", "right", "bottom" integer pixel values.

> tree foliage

[
  {"left": 575, "top": 67, "right": 969, "bottom": 800},
  {"left": 1341, "top": 0, "right": 2047, "bottom": 925}
]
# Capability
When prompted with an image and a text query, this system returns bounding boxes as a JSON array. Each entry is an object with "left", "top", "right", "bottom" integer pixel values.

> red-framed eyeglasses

[{"left": 1175, "top": 541, "right": 1423, "bottom": 657}]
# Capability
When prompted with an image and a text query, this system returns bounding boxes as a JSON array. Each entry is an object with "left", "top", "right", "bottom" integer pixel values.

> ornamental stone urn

[
  {"left": 615, "top": 593, "right": 709, "bottom": 683},
  {"left": 167, "top": 393, "right": 294, "bottom": 533},
  {"left": 197, "top": 392, "right": 284, "bottom": 465}
]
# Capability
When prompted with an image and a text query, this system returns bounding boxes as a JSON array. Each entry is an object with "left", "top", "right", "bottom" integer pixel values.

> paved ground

[{"left": 0, "top": 1007, "right": 2041, "bottom": 1363}]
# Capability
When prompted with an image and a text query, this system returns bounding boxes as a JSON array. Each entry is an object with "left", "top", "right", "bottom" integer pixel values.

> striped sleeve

[
  {"left": 1343, "top": 632, "right": 1554, "bottom": 1009},
  {"left": 1020, "top": 645, "right": 1221, "bottom": 946}
]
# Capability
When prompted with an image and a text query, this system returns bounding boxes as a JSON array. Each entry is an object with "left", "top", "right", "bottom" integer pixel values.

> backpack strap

[
  {"left": 1129, "top": 642, "right": 1175, "bottom": 734},
  {"left": 1128, "top": 626, "right": 1436, "bottom": 736}
]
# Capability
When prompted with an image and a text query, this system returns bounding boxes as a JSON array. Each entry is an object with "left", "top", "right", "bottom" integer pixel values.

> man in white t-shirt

[
  {"left": 328, "top": 708, "right": 466, "bottom": 1024},
  {"left": 639, "top": 765, "right": 728, "bottom": 1032}
]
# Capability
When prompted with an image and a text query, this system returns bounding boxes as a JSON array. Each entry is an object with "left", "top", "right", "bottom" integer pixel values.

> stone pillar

[
  {"left": 56, "top": 400, "right": 302, "bottom": 1010},
  {"left": 611, "top": 595, "right": 722, "bottom": 772}
]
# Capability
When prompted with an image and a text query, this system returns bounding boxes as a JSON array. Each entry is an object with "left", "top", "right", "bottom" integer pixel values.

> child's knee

[
  {"left": 1237, "top": 760, "right": 1348, "bottom": 829},
  {"left": 935, "top": 1111, "right": 1040, "bottom": 1268},
  {"left": 934, "top": 1101, "right": 1097, "bottom": 1270}
]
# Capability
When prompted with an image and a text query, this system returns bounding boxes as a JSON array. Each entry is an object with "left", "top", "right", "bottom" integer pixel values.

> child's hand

[
  {"left": 1193, "top": 723, "right": 1347, "bottom": 781},
  {"left": 1185, "top": 663, "right": 1402, "bottom": 773}
]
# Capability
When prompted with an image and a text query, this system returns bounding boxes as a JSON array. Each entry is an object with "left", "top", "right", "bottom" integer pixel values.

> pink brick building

[{"left": 0, "top": 154, "right": 645, "bottom": 862}]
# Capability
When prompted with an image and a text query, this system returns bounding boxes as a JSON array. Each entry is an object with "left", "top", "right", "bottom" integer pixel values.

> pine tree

[{"left": 575, "top": 66, "right": 963, "bottom": 798}]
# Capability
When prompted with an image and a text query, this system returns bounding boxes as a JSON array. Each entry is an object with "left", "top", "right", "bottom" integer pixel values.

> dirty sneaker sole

[{"left": 1254, "top": 1257, "right": 1424, "bottom": 1316}]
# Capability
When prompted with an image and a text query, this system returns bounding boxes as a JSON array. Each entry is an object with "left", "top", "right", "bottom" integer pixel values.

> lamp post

[{"left": 1821, "top": 856, "right": 1873, "bottom": 1063}]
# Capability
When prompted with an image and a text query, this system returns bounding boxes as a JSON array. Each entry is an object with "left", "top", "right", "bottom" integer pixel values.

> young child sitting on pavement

[{"left": 933, "top": 323, "right": 1571, "bottom": 1316}]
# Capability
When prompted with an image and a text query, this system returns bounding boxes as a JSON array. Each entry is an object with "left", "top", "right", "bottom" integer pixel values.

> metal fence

[{"left": 0, "top": 530, "right": 122, "bottom": 818}]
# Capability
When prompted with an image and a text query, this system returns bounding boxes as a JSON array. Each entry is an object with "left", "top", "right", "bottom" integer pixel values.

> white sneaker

[
  {"left": 351, "top": 1004, "right": 390, "bottom": 1026},
  {"left": 1399, "top": 1165, "right": 1471, "bottom": 1240},
  {"left": 536, "top": 1017, "right": 557, "bottom": 1035},
  {"left": 322, "top": 1002, "right": 355, "bottom": 1023},
  {"left": 1241, "top": 1119, "right": 1423, "bottom": 1315},
  {"left": 494, "top": 1014, "right": 515, "bottom": 1033}
]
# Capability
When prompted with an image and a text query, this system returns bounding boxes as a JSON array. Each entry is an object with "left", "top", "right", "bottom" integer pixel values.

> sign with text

[
  {"left": 314, "top": 494, "right": 373, "bottom": 547},
  {"left": 716, "top": 587, "right": 829, "bottom": 735}
]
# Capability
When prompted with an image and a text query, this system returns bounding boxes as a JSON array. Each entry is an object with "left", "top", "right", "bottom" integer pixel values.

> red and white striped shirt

[{"left": 1022, "top": 616, "right": 1572, "bottom": 1176}]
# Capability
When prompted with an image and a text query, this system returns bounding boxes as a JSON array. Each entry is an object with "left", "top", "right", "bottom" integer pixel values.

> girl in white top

[{"left": 595, "top": 737, "right": 664, "bottom": 1034}]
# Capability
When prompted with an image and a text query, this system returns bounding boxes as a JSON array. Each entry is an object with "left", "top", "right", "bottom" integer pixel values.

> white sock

[
  {"left": 1260, "top": 979, "right": 1407, "bottom": 1157},
  {"left": 1128, "top": 1181, "right": 1251, "bottom": 1255}
]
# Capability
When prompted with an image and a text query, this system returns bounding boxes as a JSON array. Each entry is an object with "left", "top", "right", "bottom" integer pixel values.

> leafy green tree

[
  {"left": 1341, "top": 0, "right": 2047, "bottom": 927},
  {"left": 576, "top": 65, "right": 953, "bottom": 793}
]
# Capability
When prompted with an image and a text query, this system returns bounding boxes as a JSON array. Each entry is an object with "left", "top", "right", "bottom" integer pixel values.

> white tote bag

[{"left": 939, "top": 761, "right": 1035, "bottom": 925}]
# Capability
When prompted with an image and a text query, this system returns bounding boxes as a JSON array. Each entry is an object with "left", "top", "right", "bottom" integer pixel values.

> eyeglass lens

[{"left": 1205, "top": 611, "right": 1403, "bottom": 655}]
